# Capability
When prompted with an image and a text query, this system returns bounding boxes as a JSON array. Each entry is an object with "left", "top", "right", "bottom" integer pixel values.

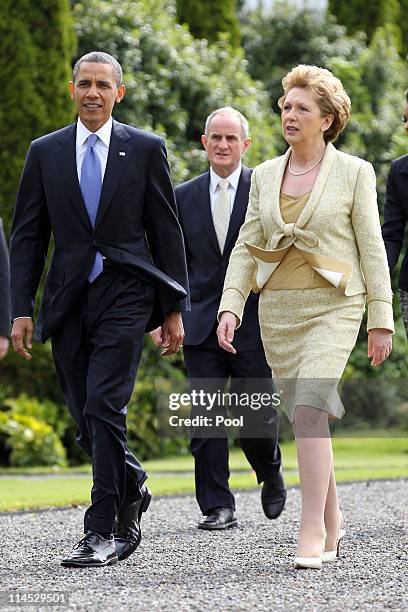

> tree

[
  {"left": 397, "top": 0, "right": 408, "bottom": 57},
  {"left": 177, "top": 0, "right": 241, "bottom": 48},
  {"left": 73, "top": 0, "right": 278, "bottom": 184},
  {"left": 327, "top": 0, "right": 400, "bottom": 42},
  {"left": 0, "top": 1, "right": 77, "bottom": 464},
  {"left": 319, "top": 24, "right": 405, "bottom": 199},
  {"left": 242, "top": 6, "right": 366, "bottom": 116},
  {"left": 0, "top": 1, "right": 48, "bottom": 234},
  {"left": 0, "top": 0, "right": 75, "bottom": 234},
  {"left": 29, "top": 0, "right": 76, "bottom": 132}
]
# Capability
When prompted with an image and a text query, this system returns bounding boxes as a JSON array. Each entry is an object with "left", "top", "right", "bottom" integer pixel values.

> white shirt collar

[
  {"left": 210, "top": 163, "right": 242, "bottom": 193},
  {"left": 76, "top": 116, "right": 113, "bottom": 148}
]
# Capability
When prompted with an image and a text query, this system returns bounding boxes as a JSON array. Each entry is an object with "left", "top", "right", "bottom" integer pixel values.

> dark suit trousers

[
  {"left": 183, "top": 346, "right": 282, "bottom": 514},
  {"left": 51, "top": 266, "right": 154, "bottom": 534}
]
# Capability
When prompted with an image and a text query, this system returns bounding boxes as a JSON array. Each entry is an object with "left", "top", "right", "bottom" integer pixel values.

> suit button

[{"left": 92, "top": 240, "right": 97, "bottom": 247}]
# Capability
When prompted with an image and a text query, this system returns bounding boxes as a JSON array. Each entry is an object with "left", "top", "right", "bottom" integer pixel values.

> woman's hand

[
  {"left": 149, "top": 327, "right": 164, "bottom": 347},
  {"left": 217, "top": 312, "right": 238, "bottom": 354},
  {"left": 368, "top": 328, "right": 392, "bottom": 366},
  {"left": 0, "top": 336, "right": 9, "bottom": 360}
]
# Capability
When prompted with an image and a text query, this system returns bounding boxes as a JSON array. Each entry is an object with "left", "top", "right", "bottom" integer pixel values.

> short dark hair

[{"left": 73, "top": 51, "right": 123, "bottom": 86}]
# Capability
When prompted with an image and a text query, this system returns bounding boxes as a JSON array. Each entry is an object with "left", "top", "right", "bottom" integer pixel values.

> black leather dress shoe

[
  {"left": 198, "top": 507, "right": 238, "bottom": 530},
  {"left": 61, "top": 531, "right": 117, "bottom": 567},
  {"left": 114, "top": 485, "right": 152, "bottom": 561},
  {"left": 261, "top": 471, "right": 287, "bottom": 519}
]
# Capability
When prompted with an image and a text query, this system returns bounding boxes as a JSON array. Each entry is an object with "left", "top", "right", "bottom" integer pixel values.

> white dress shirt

[
  {"left": 76, "top": 116, "right": 112, "bottom": 182},
  {"left": 209, "top": 163, "right": 242, "bottom": 215}
]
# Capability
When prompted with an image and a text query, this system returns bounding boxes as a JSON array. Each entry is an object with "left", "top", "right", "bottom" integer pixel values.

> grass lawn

[{"left": 0, "top": 434, "right": 407, "bottom": 512}]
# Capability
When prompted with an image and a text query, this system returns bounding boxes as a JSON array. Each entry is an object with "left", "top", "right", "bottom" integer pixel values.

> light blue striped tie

[{"left": 80, "top": 133, "right": 103, "bottom": 282}]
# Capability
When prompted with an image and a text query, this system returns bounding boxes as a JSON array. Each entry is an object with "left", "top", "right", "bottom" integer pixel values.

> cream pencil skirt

[{"left": 258, "top": 288, "right": 366, "bottom": 422}]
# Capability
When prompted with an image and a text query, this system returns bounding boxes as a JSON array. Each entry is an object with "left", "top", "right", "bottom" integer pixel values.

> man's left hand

[{"left": 160, "top": 312, "right": 184, "bottom": 356}]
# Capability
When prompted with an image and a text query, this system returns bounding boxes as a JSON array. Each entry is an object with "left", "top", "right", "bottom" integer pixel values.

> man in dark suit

[
  {"left": 152, "top": 107, "right": 286, "bottom": 529},
  {"left": 0, "top": 218, "right": 10, "bottom": 359},
  {"left": 9, "top": 52, "right": 189, "bottom": 567},
  {"left": 382, "top": 94, "right": 408, "bottom": 337}
]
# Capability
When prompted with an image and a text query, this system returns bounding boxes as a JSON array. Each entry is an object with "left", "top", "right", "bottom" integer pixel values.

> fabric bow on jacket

[{"left": 270, "top": 223, "right": 319, "bottom": 250}]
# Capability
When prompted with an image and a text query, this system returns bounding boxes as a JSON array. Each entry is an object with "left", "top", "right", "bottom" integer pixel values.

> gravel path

[{"left": 0, "top": 480, "right": 407, "bottom": 611}]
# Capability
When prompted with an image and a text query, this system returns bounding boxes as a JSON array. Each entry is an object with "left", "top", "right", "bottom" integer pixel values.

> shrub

[{"left": 0, "top": 412, "right": 66, "bottom": 467}]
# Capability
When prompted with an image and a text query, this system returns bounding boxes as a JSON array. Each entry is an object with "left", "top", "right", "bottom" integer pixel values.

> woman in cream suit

[{"left": 217, "top": 65, "right": 394, "bottom": 569}]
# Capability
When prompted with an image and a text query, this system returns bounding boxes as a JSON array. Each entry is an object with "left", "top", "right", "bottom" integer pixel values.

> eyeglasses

[{"left": 402, "top": 116, "right": 408, "bottom": 123}]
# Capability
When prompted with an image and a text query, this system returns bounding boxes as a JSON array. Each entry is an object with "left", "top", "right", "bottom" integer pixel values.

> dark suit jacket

[
  {"left": 10, "top": 120, "right": 189, "bottom": 342},
  {"left": 176, "top": 166, "right": 263, "bottom": 351},
  {"left": 382, "top": 154, "right": 408, "bottom": 290},
  {"left": 0, "top": 218, "right": 10, "bottom": 337}
]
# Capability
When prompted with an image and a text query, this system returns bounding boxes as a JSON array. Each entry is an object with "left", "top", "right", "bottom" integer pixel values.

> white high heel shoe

[
  {"left": 322, "top": 527, "right": 346, "bottom": 562},
  {"left": 294, "top": 555, "right": 322, "bottom": 569},
  {"left": 294, "top": 534, "right": 325, "bottom": 569}
]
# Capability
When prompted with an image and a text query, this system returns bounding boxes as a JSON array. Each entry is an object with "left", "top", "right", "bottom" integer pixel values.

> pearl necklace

[{"left": 288, "top": 150, "right": 325, "bottom": 176}]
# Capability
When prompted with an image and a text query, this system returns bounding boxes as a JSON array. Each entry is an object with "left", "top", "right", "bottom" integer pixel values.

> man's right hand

[
  {"left": 11, "top": 317, "right": 34, "bottom": 360},
  {"left": 0, "top": 336, "right": 9, "bottom": 360}
]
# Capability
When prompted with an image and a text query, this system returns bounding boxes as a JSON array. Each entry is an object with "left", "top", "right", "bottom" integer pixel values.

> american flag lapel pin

[{"left": 119, "top": 151, "right": 126, "bottom": 156}]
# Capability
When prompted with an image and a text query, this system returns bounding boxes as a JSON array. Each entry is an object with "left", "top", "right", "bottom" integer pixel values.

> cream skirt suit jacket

[{"left": 218, "top": 143, "right": 394, "bottom": 421}]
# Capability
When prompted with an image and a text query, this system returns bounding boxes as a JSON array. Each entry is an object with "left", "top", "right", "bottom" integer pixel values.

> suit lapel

[
  {"left": 95, "top": 120, "right": 133, "bottom": 229},
  {"left": 296, "top": 142, "right": 336, "bottom": 228},
  {"left": 267, "top": 148, "right": 291, "bottom": 231},
  {"left": 224, "top": 166, "right": 251, "bottom": 251},
  {"left": 195, "top": 172, "right": 221, "bottom": 254},
  {"left": 56, "top": 123, "right": 92, "bottom": 231},
  {"left": 265, "top": 142, "right": 336, "bottom": 233},
  {"left": 399, "top": 156, "right": 408, "bottom": 175}
]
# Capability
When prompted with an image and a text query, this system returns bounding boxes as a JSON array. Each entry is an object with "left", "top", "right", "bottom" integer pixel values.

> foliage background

[{"left": 0, "top": 0, "right": 407, "bottom": 465}]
